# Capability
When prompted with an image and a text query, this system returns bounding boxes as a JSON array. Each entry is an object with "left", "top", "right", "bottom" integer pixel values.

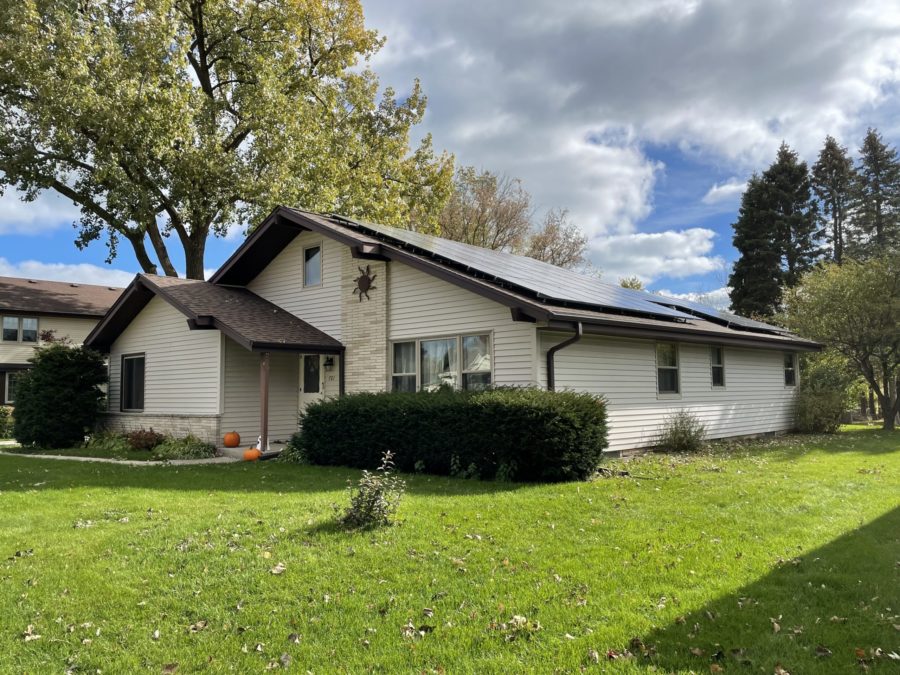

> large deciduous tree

[
  {"left": 783, "top": 255, "right": 900, "bottom": 431},
  {"left": 438, "top": 167, "right": 587, "bottom": 269},
  {"left": 849, "top": 128, "right": 900, "bottom": 257},
  {"left": 0, "top": 0, "right": 453, "bottom": 278},
  {"left": 811, "top": 135, "right": 855, "bottom": 264}
]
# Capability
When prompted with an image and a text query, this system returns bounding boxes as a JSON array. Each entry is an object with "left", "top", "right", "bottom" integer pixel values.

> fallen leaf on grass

[
  {"left": 189, "top": 620, "right": 207, "bottom": 633},
  {"left": 710, "top": 665, "right": 723, "bottom": 673},
  {"left": 22, "top": 625, "right": 41, "bottom": 642},
  {"left": 270, "top": 562, "right": 286, "bottom": 575},
  {"left": 152, "top": 629, "right": 160, "bottom": 641},
  {"left": 773, "top": 665, "right": 790, "bottom": 675},
  {"left": 162, "top": 664, "right": 178, "bottom": 674},
  {"left": 815, "top": 644, "right": 832, "bottom": 658},
  {"left": 287, "top": 633, "right": 300, "bottom": 644},
  {"left": 587, "top": 649, "right": 600, "bottom": 664},
  {"left": 690, "top": 647, "right": 705, "bottom": 657}
]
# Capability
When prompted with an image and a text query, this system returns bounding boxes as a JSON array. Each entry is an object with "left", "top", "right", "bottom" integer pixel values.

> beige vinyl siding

[
  {"left": 220, "top": 337, "right": 300, "bottom": 443},
  {"left": 0, "top": 315, "right": 98, "bottom": 365},
  {"left": 388, "top": 262, "right": 538, "bottom": 386},
  {"left": 108, "top": 296, "right": 221, "bottom": 414},
  {"left": 540, "top": 332, "right": 797, "bottom": 453},
  {"left": 247, "top": 231, "right": 343, "bottom": 340}
]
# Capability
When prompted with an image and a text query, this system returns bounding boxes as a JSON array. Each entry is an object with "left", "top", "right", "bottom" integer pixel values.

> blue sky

[{"left": 2, "top": 0, "right": 900, "bottom": 308}]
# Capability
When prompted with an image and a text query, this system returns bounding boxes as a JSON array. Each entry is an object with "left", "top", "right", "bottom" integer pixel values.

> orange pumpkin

[
  {"left": 223, "top": 431, "right": 241, "bottom": 448},
  {"left": 243, "top": 447, "right": 262, "bottom": 462}
]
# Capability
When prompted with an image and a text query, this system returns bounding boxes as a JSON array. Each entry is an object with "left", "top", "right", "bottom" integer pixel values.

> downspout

[{"left": 546, "top": 322, "right": 583, "bottom": 391}]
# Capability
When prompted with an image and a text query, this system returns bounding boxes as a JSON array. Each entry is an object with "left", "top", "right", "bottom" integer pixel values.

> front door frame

[{"left": 299, "top": 354, "right": 325, "bottom": 410}]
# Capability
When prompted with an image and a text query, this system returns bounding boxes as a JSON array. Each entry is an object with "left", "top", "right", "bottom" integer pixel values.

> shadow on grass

[
  {"left": 633, "top": 506, "right": 900, "bottom": 673},
  {"left": 0, "top": 455, "right": 530, "bottom": 497}
]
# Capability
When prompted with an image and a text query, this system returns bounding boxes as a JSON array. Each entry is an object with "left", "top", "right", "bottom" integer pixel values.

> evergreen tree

[
  {"left": 728, "top": 175, "right": 783, "bottom": 317},
  {"left": 849, "top": 128, "right": 900, "bottom": 257},
  {"left": 763, "top": 142, "right": 821, "bottom": 287},
  {"left": 811, "top": 136, "right": 855, "bottom": 263}
]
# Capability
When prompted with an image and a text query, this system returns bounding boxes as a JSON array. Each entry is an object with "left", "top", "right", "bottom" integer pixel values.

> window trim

[
  {"left": 120, "top": 353, "right": 146, "bottom": 412},
  {"left": 1, "top": 316, "right": 39, "bottom": 343},
  {"left": 783, "top": 352, "right": 797, "bottom": 388},
  {"left": 390, "top": 332, "right": 494, "bottom": 392},
  {"left": 302, "top": 243, "right": 324, "bottom": 288},
  {"left": 710, "top": 345, "right": 726, "bottom": 389},
  {"left": 655, "top": 341, "right": 681, "bottom": 399}
]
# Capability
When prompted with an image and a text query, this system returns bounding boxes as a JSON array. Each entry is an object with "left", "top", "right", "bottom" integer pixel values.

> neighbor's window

[
  {"left": 5, "top": 371, "right": 22, "bottom": 404},
  {"left": 391, "top": 341, "right": 417, "bottom": 392},
  {"left": 303, "top": 245, "right": 322, "bottom": 287},
  {"left": 656, "top": 342, "right": 680, "bottom": 394},
  {"left": 710, "top": 346, "right": 725, "bottom": 387},
  {"left": 121, "top": 354, "right": 145, "bottom": 411},
  {"left": 1, "top": 317, "right": 17, "bottom": 342},
  {"left": 391, "top": 334, "right": 492, "bottom": 392},
  {"left": 21, "top": 318, "right": 38, "bottom": 343},
  {"left": 783, "top": 352, "right": 796, "bottom": 387}
]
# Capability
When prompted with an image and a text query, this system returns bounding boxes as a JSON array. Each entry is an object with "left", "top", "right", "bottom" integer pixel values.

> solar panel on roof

[
  {"left": 326, "top": 215, "right": 696, "bottom": 321},
  {"left": 644, "top": 293, "right": 785, "bottom": 333}
]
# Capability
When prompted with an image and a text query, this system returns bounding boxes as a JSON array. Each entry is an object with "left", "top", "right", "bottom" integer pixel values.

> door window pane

[
  {"left": 2, "top": 317, "right": 18, "bottom": 342},
  {"left": 303, "top": 356, "right": 320, "bottom": 394},
  {"left": 21, "top": 318, "right": 38, "bottom": 343},
  {"left": 304, "top": 246, "right": 322, "bottom": 286},
  {"left": 122, "top": 355, "right": 145, "bottom": 411},
  {"left": 420, "top": 338, "right": 457, "bottom": 391}
]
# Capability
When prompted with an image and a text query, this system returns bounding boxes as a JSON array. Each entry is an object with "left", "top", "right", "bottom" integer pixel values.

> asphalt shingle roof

[{"left": 0, "top": 276, "right": 122, "bottom": 317}]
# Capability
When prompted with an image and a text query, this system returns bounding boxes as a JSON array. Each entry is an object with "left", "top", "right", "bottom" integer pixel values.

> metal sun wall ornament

[{"left": 353, "top": 265, "right": 377, "bottom": 302}]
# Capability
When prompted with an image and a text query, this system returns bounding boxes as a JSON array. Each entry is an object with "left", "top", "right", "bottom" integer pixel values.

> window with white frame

[
  {"left": 783, "top": 352, "right": 796, "bottom": 386},
  {"left": 5, "top": 371, "right": 23, "bottom": 403},
  {"left": 2, "top": 316, "right": 37, "bottom": 342},
  {"left": 656, "top": 342, "right": 680, "bottom": 394},
  {"left": 710, "top": 346, "right": 725, "bottom": 387},
  {"left": 391, "top": 334, "right": 492, "bottom": 392},
  {"left": 303, "top": 245, "right": 322, "bottom": 287}
]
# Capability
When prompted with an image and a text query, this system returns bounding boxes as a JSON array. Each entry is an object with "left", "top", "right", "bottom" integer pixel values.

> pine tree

[
  {"left": 763, "top": 142, "right": 821, "bottom": 287},
  {"left": 849, "top": 128, "right": 900, "bottom": 257},
  {"left": 728, "top": 175, "right": 783, "bottom": 317},
  {"left": 811, "top": 136, "right": 855, "bottom": 263}
]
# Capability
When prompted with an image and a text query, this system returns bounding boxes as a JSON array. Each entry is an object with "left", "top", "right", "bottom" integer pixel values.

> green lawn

[{"left": 1, "top": 429, "right": 897, "bottom": 673}]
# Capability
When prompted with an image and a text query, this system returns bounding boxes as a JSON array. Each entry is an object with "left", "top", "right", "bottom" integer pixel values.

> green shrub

[
  {"left": 152, "top": 435, "right": 217, "bottom": 460},
  {"left": 341, "top": 451, "right": 406, "bottom": 529},
  {"left": 0, "top": 405, "right": 12, "bottom": 438},
  {"left": 793, "top": 350, "right": 858, "bottom": 433},
  {"left": 86, "top": 431, "right": 131, "bottom": 456},
  {"left": 124, "top": 428, "right": 165, "bottom": 451},
  {"left": 656, "top": 410, "right": 707, "bottom": 453},
  {"left": 13, "top": 344, "right": 107, "bottom": 448},
  {"left": 284, "top": 388, "right": 608, "bottom": 482}
]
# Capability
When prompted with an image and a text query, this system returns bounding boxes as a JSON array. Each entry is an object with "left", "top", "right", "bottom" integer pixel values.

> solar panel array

[
  {"left": 334, "top": 217, "right": 694, "bottom": 320},
  {"left": 644, "top": 293, "right": 785, "bottom": 333}
]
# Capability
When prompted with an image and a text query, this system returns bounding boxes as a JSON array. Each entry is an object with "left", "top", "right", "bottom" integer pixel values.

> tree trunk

[
  {"left": 868, "top": 390, "right": 877, "bottom": 419},
  {"left": 184, "top": 232, "right": 208, "bottom": 280}
]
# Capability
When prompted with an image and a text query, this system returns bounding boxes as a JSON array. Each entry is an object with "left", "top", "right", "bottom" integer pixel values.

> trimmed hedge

[{"left": 283, "top": 388, "right": 608, "bottom": 482}]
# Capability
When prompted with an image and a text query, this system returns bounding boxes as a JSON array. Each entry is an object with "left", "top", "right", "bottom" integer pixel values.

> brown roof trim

[
  {"left": 541, "top": 322, "right": 821, "bottom": 352},
  {"left": 84, "top": 277, "right": 153, "bottom": 351}
]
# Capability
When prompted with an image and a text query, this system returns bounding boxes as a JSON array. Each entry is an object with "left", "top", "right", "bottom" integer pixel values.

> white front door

[{"left": 299, "top": 354, "right": 324, "bottom": 410}]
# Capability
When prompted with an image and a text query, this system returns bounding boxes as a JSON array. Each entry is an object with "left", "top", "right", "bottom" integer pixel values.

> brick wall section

[
  {"left": 341, "top": 251, "right": 388, "bottom": 393},
  {"left": 100, "top": 413, "right": 221, "bottom": 444}
]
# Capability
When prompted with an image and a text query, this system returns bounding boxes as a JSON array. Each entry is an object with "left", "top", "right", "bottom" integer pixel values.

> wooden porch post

[{"left": 259, "top": 351, "right": 270, "bottom": 453}]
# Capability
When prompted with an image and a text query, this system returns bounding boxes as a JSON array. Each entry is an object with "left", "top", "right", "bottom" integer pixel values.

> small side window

[
  {"left": 21, "top": 318, "right": 38, "bottom": 343},
  {"left": 2, "top": 317, "right": 18, "bottom": 342},
  {"left": 121, "top": 354, "right": 145, "bottom": 411},
  {"left": 391, "top": 342, "right": 417, "bottom": 392},
  {"left": 656, "top": 342, "right": 680, "bottom": 394},
  {"left": 303, "top": 245, "right": 322, "bottom": 287},
  {"left": 783, "top": 352, "right": 796, "bottom": 387},
  {"left": 711, "top": 346, "right": 725, "bottom": 387}
]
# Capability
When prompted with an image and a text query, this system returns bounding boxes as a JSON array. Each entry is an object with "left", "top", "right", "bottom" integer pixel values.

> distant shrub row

[{"left": 282, "top": 388, "right": 608, "bottom": 482}]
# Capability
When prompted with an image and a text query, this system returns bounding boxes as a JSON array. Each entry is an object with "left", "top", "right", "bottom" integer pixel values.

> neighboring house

[
  {"left": 85, "top": 208, "right": 819, "bottom": 454},
  {"left": 0, "top": 276, "right": 123, "bottom": 405}
]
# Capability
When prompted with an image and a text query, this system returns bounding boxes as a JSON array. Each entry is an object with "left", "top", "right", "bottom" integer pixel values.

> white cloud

[
  {"left": 701, "top": 178, "right": 746, "bottom": 205},
  {"left": 0, "top": 189, "right": 81, "bottom": 235},
  {"left": 590, "top": 228, "right": 725, "bottom": 283},
  {"left": 653, "top": 286, "right": 732, "bottom": 311},
  {"left": 365, "top": 0, "right": 900, "bottom": 280},
  {"left": 0, "top": 258, "right": 135, "bottom": 287}
]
